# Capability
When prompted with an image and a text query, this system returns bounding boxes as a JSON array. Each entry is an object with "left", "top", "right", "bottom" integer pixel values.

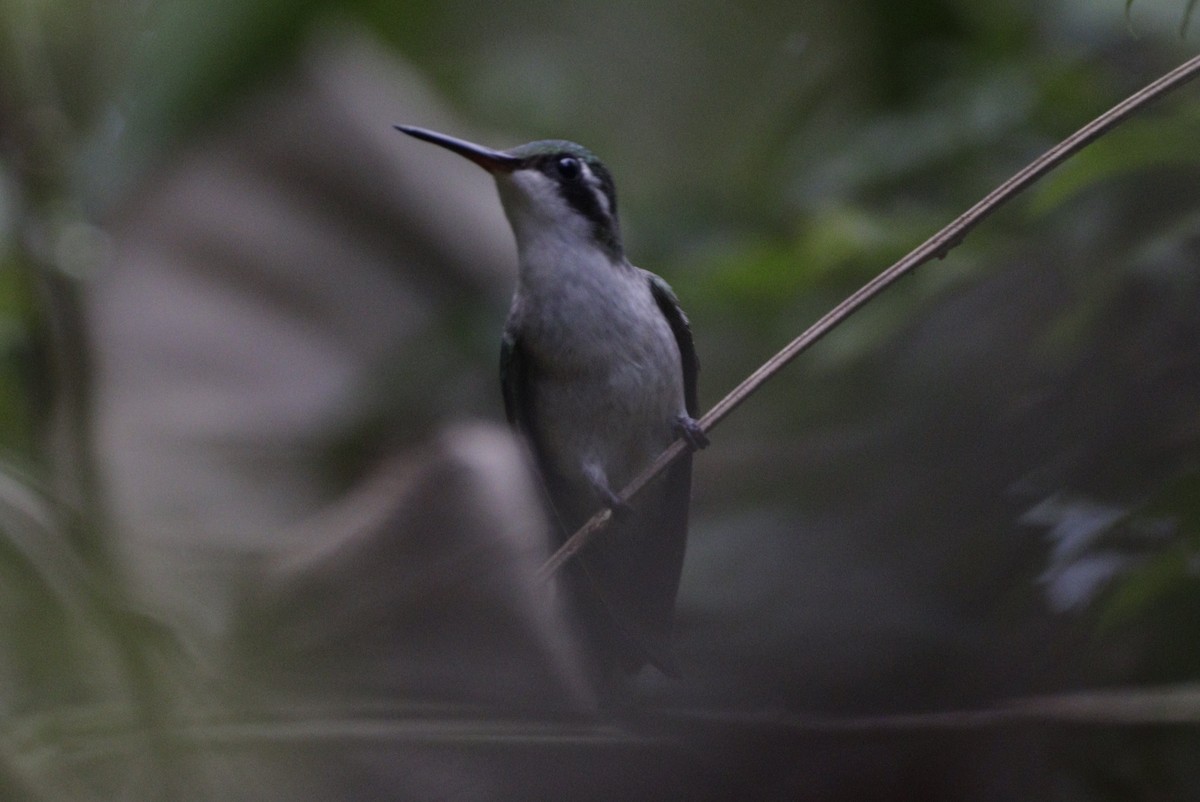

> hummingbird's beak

[{"left": 395, "top": 125, "right": 521, "bottom": 173}]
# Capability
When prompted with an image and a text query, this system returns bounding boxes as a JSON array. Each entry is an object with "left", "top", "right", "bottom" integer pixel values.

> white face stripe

[
  {"left": 579, "top": 162, "right": 611, "bottom": 218},
  {"left": 500, "top": 169, "right": 596, "bottom": 249},
  {"left": 497, "top": 153, "right": 624, "bottom": 261},
  {"left": 510, "top": 168, "right": 563, "bottom": 209}
]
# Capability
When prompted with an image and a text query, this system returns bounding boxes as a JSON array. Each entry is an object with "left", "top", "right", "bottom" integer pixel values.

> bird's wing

[
  {"left": 499, "top": 328, "right": 525, "bottom": 429},
  {"left": 646, "top": 271, "right": 700, "bottom": 416},
  {"left": 500, "top": 326, "right": 577, "bottom": 528}
]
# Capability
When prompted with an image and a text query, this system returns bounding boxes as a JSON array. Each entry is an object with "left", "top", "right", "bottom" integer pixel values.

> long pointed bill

[{"left": 394, "top": 125, "right": 522, "bottom": 173}]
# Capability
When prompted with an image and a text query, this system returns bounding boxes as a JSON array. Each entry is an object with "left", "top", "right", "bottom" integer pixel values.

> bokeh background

[{"left": 2, "top": 0, "right": 1200, "bottom": 799}]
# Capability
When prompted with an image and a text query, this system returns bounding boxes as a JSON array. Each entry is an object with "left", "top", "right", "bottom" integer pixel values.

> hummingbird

[{"left": 396, "top": 125, "right": 708, "bottom": 679}]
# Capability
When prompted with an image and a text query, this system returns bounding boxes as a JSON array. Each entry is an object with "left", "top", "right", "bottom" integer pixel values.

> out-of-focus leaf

[
  {"left": 1028, "top": 110, "right": 1200, "bottom": 216},
  {"left": 1142, "top": 470, "right": 1200, "bottom": 545},
  {"left": 0, "top": 261, "right": 37, "bottom": 459},
  {"left": 1094, "top": 470, "right": 1200, "bottom": 628},
  {"left": 790, "top": 64, "right": 1036, "bottom": 211},
  {"left": 695, "top": 206, "right": 893, "bottom": 309},
  {"left": 1098, "top": 547, "right": 1195, "bottom": 630},
  {"left": 94, "top": 0, "right": 323, "bottom": 206},
  {"left": 1123, "top": 0, "right": 1198, "bottom": 34}
]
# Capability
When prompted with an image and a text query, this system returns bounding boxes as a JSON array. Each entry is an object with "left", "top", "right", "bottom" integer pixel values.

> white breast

[{"left": 511, "top": 245, "right": 685, "bottom": 491}]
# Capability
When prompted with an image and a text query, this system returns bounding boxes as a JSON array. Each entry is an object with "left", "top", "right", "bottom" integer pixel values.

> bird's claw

[
  {"left": 598, "top": 486, "right": 634, "bottom": 519},
  {"left": 674, "top": 415, "right": 710, "bottom": 451}
]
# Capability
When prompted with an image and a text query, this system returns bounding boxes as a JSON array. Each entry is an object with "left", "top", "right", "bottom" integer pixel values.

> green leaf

[
  {"left": 1098, "top": 547, "right": 1192, "bottom": 631},
  {"left": 1028, "top": 111, "right": 1200, "bottom": 215}
]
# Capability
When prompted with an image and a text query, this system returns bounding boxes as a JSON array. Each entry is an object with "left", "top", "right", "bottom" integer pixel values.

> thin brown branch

[
  {"left": 539, "top": 52, "right": 1200, "bottom": 581},
  {"left": 660, "top": 682, "right": 1200, "bottom": 733},
  {"left": 157, "top": 683, "right": 1200, "bottom": 741}
]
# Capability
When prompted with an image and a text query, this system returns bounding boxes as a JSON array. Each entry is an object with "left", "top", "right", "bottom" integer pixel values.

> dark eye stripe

[{"left": 542, "top": 155, "right": 622, "bottom": 258}]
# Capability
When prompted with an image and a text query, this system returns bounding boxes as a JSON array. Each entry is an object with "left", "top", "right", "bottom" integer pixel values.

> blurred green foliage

[
  {"left": 1128, "top": 0, "right": 1198, "bottom": 35},
  {"left": 2, "top": 0, "right": 1200, "bottom": 797},
  {"left": 0, "top": 247, "right": 38, "bottom": 459},
  {"left": 1097, "top": 469, "right": 1200, "bottom": 630}
]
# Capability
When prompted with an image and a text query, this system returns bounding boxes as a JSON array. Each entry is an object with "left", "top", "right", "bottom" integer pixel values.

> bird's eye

[{"left": 557, "top": 156, "right": 582, "bottom": 180}]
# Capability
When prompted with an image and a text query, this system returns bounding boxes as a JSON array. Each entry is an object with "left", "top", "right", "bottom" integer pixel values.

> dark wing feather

[
  {"left": 499, "top": 329, "right": 523, "bottom": 428},
  {"left": 647, "top": 273, "right": 700, "bottom": 416},
  {"left": 500, "top": 327, "right": 577, "bottom": 533},
  {"left": 502, "top": 327, "right": 625, "bottom": 673}
]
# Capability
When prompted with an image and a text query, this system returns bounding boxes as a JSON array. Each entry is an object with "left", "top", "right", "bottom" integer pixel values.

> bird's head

[{"left": 396, "top": 125, "right": 624, "bottom": 261}]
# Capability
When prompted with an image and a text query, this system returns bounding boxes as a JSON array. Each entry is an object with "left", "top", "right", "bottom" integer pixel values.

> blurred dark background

[{"left": 2, "top": 0, "right": 1200, "bottom": 799}]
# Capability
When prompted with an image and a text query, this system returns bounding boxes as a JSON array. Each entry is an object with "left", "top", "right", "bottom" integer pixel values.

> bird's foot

[
  {"left": 585, "top": 467, "right": 634, "bottom": 519},
  {"left": 584, "top": 464, "right": 634, "bottom": 519},
  {"left": 673, "top": 415, "right": 710, "bottom": 450},
  {"left": 598, "top": 486, "right": 635, "bottom": 520}
]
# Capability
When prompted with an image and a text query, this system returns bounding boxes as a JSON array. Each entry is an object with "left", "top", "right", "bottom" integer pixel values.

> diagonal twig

[{"left": 538, "top": 52, "right": 1200, "bottom": 582}]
